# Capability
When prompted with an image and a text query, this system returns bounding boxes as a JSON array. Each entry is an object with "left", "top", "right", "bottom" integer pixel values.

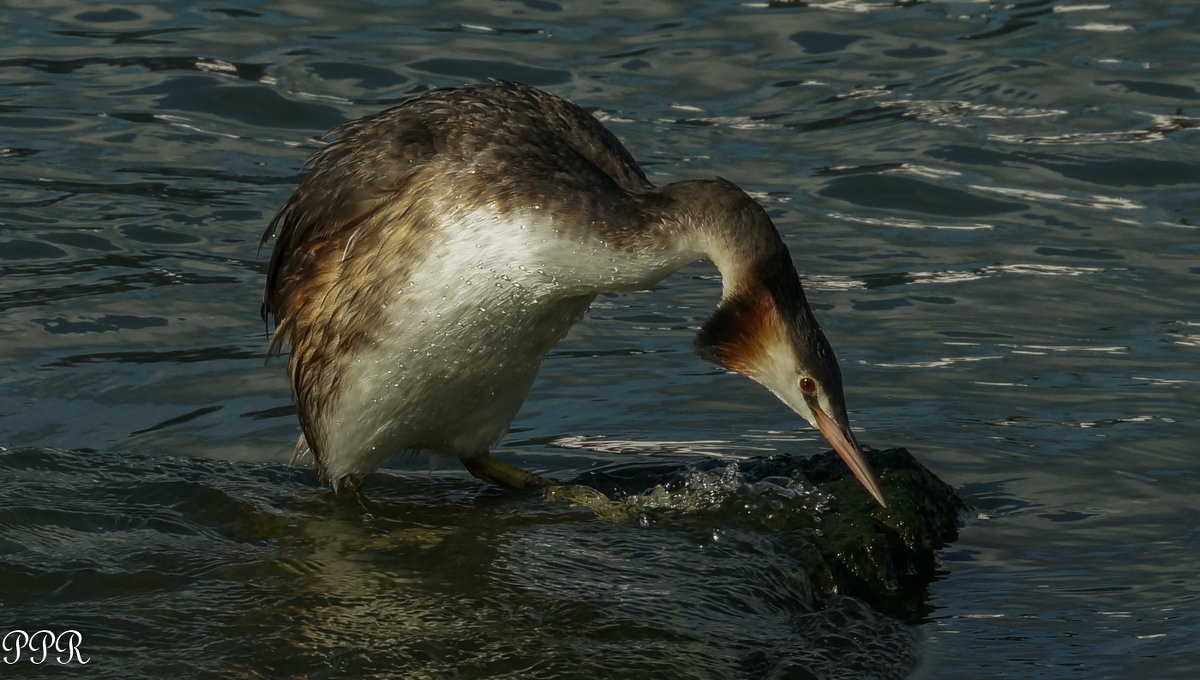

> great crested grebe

[{"left": 261, "top": 80, "right": 886, "bottom": 507}]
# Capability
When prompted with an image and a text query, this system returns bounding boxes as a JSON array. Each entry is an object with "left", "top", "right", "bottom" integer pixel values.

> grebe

[{"left": 261, "top": 80, "right": 886, "bottom": 507}]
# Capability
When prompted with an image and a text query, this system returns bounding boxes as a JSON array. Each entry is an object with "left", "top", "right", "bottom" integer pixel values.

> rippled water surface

[{"left": 2, "top": 1, "right": 1198, "bottom": 678}]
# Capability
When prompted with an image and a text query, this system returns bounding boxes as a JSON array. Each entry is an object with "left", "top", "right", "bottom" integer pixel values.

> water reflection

[{"left": 1, "top": 446, "right": 935, "bottom": 678}]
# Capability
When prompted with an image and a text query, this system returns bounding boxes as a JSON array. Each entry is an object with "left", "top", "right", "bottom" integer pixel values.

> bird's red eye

[{"left": 799, "top": 377, "right": 817, "bottom": 394}]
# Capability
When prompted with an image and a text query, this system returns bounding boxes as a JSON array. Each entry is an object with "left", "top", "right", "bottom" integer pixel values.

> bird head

[{"left": 695, "top": 276, "right": 886, "bottom": 507}]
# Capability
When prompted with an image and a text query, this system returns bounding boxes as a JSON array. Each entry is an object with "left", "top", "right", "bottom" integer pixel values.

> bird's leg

[
  {"left": 463, "top": 452, "right": 616, "bottom": 516},
  {"left": 462, "top": 452, "right": 555, "bottom": 491}
]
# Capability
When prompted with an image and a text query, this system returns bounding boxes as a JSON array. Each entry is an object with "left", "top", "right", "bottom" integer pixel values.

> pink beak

[{"left": 813, "top": 407, "right": 886, "bottom": 507}]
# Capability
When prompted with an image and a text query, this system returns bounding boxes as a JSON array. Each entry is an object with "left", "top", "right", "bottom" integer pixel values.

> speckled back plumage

[{"left": 262, "top": 80, "right": 652, "bottom": 325}]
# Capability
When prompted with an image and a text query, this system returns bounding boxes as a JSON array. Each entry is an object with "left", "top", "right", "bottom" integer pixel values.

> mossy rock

[
  {"left": 787, "top": 447, "right": 968, "bottom": 618},
  {"left": 574, "top": 447, "right": 968, "bottom": 619}
]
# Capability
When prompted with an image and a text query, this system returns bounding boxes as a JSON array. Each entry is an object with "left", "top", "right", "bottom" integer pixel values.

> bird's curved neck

[
  {"left": 657, "top": 178, "right": 795, "bottom": 301},
  {"left": 654, "top": 179, "right": 821, "bottom": 373}
]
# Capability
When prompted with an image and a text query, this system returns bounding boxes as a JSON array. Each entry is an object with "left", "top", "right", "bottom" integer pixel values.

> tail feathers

[
  {"left": 289, "top": 434, "right": 312, "bottom": 468},
  {"left": 290, "top": 434, "right": 359, "bottom": 492}
]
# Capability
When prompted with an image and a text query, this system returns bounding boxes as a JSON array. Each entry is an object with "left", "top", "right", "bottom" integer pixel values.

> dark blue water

[{"left": 2, "top": 1, "right": 1198, "bottom": 678}]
